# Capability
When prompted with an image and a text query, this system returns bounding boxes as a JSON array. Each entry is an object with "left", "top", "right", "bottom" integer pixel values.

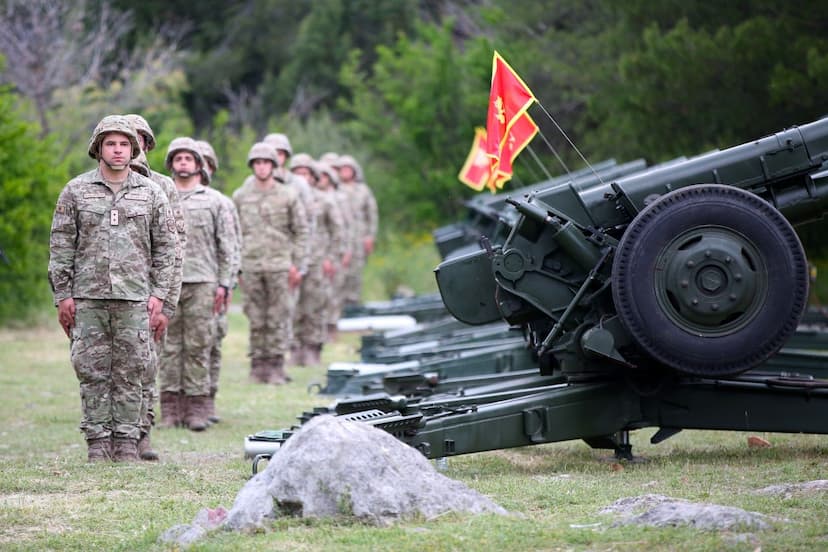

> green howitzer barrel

[
  {"left": 437, "top": 117, "right": 828, "bottom": 378},
  {"left": 433, "top": 159, "right": 648, "bottom": 260}
]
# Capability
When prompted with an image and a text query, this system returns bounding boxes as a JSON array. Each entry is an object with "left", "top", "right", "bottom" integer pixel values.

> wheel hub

[{"left": 656, "top": 227, "right": 766, "bottom": 336}]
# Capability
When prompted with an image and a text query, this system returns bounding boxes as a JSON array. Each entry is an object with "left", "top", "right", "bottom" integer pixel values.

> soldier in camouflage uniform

[
  {"left": 195, "top": 139, "right": 241, "bottom": 424},
  {"left": 48, "top": 115, "right": 176, "bottom": 462},
  {"left": 233, "top": 142, "right": 309, "bottom": 384},
  {"left": 290, "top": 156, "right": 347, "bottom": 363},
  {"left": 158, "top": 137, "right": 234, "bottom": 431},
  {"left": 333, "top": 155, "right": 378, "bottom": 307},
  {"left": 125, "top": 114, "right": 186, "bottom": 461}
]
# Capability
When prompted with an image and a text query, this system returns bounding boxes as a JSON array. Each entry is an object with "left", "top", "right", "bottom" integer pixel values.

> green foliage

[
  {"left": 0, "top": 85, "right": 66, "bottom": 324},
  {"left": 338, "top": 21, "right": 492, "bottom": 229},
  {"left": 362, "top": 231, "right": 441, "bottom": 301}
]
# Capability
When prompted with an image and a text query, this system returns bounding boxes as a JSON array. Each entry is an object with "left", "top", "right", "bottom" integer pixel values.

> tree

[
  {"left": 0, "top": 78, "right": 66, "bottom": 324},
  {"left": 0, "top": 0, "right": 131, "bottom": 135}
]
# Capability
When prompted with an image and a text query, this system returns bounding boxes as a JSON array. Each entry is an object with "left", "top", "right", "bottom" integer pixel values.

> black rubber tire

[{"left": 612, "top": 184, "right": 808, "bottom": 376}]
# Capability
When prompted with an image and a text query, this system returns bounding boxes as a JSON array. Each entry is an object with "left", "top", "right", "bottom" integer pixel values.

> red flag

[
  {"left": 485, "top": 51, "right": 536, "bottom": 188},
  {"left": 492, "top": 111, "right": 538, "bottom": 190},
  {"left": 458, "top": 127, "right": 491, "bottom": 191}
]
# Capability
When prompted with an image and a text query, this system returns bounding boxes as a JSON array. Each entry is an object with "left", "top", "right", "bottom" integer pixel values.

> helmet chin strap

[
  {"left": 173, "top": 170, "right": 195, "bottom": 179},
  {"left": 103, "top": 159, "right": 129, "bottom": 171}
]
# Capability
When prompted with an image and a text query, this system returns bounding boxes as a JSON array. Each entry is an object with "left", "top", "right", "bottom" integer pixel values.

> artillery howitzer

[{"left": 248, "top": 118, "right": 828, "bottom": 469}]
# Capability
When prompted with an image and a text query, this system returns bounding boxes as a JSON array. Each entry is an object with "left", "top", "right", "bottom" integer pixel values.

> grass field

[
  {"left": 3, "top": 314, "right": 828, "bottom": 551},
  {"left": 3, "top": 237, "right": 828, "bottom": 550}
]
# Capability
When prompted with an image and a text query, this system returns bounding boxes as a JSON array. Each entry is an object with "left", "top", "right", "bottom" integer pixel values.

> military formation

[{"left": 48, "top": 115, "right": 378, "bottom": 463}]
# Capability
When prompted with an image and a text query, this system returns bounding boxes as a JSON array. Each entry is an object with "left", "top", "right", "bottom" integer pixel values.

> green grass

[
  {"left": 4, "top": 238, "right": 828, "bottom": 550},
  {"left": 4, "top": 317, "right": 828, "bottom": 551}
]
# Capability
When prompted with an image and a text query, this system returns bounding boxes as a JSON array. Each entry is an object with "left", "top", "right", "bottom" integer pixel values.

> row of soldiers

[{"left": 48, "top": 114, "right": 376, "bottom": 462}]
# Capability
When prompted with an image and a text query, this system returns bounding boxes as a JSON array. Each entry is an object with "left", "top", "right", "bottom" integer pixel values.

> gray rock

[
  {"left": 601, "top": 494, "right": 770, "bottom": 531},
  {"left": 224, "top": 414, "right": 508, "bottom": 529},
  {"left": 755, "top": 479, "right": 828, "bottom": 497},
  {"left": 158, "top": 523, "right": 206, "bottom": 548}
]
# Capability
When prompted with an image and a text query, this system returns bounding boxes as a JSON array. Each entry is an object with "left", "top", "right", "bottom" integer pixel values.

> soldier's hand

[
  {"left": 57, "top": 298, "right": 76, "bottom": 338},
  {"left": 364, "top": 236, "right": 375, "bottom": 256},
  {"left": 288, "top": 265, "right": 303, "bottom": 289},
  {"left": 147, "top": 296, "right": 163, "bottom": 320},
  {"left": 322, "top": 259, "right": 335, "bottom": 279},
  {"left": 214, "top": 286, "right": 227, "bottom": 314},
  {"left": 152, "top": 312, "right": 169, "bottom": 342}
]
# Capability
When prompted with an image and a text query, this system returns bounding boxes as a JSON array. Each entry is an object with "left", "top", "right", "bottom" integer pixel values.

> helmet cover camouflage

[
  {"left": 316, "top": 161, "right": 340, "bottom": 188},
  {"left": 129, "top": 150, "right": 151, "bottom": 177},
  {"left": 124, "top": 113, "right": 156, "bottom": 152},
  {"left": 247, "top": 142, "right": 279, "bottom": 167},
  {"left": 332, "top": 154, "right": 364, "bottom": 181},
  {"left": 88, "top": 115, "right": 141, "bottom": 161},
  {"left": 165, "top": 137, "right": 204, "bottom": 171},
  {"left": 195, "top": 140, "right": 219, "bottom": 172},
  {"left": 263, "top": 133, "right": 293, "bottom": 156},
  {"left": 289, "top": 152, "right": 318, "bottom": 178}
]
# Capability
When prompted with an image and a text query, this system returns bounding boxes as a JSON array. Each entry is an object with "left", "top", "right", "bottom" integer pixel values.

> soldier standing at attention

[
  {"left": 333, "top": 154, "right": 377, "bottom": 308},
  {"left": 48, "top": 115, "right": 176, "bottom": 462},
  {"left": 125, "top": 114, "right": 186, "bottom": 461},
  {"left": 290, "top": 156, "right": 346, "bottom": 364},
  {"left": 233, "top": 142, "right": 309, "bottom": 384},
  {"left": 158, "top": 137, "right": 233, "bottom": 431},
  {"left": 195, "top": 139, "right": 241, "bottom": 424}
]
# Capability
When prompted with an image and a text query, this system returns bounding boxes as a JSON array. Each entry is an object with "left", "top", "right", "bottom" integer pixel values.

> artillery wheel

[{"left": 612, "top": 184, "right": 808, "bottom": 376}]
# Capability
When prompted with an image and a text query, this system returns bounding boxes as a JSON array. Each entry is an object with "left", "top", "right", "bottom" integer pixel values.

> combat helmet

[
  {"left": 247, "top": 142, "right": 279, "bottom": 167},
  {"left": 195, "top": 140, "right": 219, "bottom": 173},
  {"left": 129, "top": 150, "right": 151, "bottom": 177},
  {"left": 165, "top": 137, "right": 204, "bottom": 172},
  {"left": 124, "top": 113, "right": 156, "bottom": 152},
  {"left": 316, "top": 161, "right": 340, "bottom": 188},
  {"left": 263, "top": 133, "right": 292, "bottom": 156},
  {"left": 319, "top": 151, "right": 339, "bottom": 165},
  {"left": 289, "top": 152, "right": 319, "bottom": 178},
  {"left": 332, "top": 154, "right": 364, "bottom": 181},
  {"left": 88, "top": 115, "right": 141, "bottom": 161}
]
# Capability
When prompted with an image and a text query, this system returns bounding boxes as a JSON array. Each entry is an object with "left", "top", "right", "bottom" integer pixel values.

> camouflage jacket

[
  {"left": 233, "top": 179, "right": 309, "bottom": 273},
  {"left": 212, "top": 189, "right": 242, "bottom": 287},
  {"left": 149, "top": 169, "right": 186, "bottom": 318},
  {"left": 177, "top": 184, "right": 234, "bottom": 287},
  {"left": 310, "top": 188, "right": 346, "bottom": 266},
  {"left": 357, "top": 181, "right": 379, "bottom": 239},
  {"left": 48, "top": 168, "right": 176, "bottom": 304},
  {"left": 334, "top": 187, "right": 357, "bottom": 257}
]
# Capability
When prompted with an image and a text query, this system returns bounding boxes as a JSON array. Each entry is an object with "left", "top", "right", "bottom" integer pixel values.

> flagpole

[
  {"left": 524, "top": 144, "right": 555, "bottom": 182},
  {"left": 534, "top": 102, "right": 605, "bottom": 186}
]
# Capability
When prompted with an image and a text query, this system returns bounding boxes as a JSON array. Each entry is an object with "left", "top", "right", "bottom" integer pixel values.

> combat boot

[
  {"left": 137, "top": 431, "right": 159, "bottom": 461},
  {"left": 249, "top": 358, "right": 269, "bottom": 384},
  {"left": 206, "top": 389, "right": 220, "bottom": 424},
  {"left": 305, "top": 344, "right": 323, "bottom": 365},
  {"left": 113, "top": 437, "right": 139, "bottom": 462},
  {"left": 267, "top": 355, "right": 289, "bottom": 385},
  {"left": 183, "top": 395, "right": 209, "bottom": 432},
  {"left": 288, "top": 344, "right": 305, "bottom": 367},
  {"left": 86, "top": 436, "right": 112, "bottom": 462},
  {"left": 160, "top": 391, "right": 182, "bottom": 428}
]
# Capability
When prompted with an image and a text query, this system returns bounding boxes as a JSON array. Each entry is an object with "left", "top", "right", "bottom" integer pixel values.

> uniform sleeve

[
  {"left": 162, "top": 183, "right": 185, "bottom": 318},
  {"left": 214, "top": 199, "right": 235, "bottom": 288},
  {"left": 48, "top": 186, "right": 77, "bottom": 305},
  {"left": 326, "top": 196, "right": 346, "bottom": 261},
  {"left": 289, "top": 194, "right": 309, "bottom": 272},
  {"left": 149, "top": 191, "right": 176, "bottom": 301},
  {"left": 230, "top": 202, "right": 242, "bottom": 287}
]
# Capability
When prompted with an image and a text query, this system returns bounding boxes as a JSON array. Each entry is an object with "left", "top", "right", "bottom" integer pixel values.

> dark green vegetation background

[{"left": 2, "top": 0, "right": 828, "bottom": 324}]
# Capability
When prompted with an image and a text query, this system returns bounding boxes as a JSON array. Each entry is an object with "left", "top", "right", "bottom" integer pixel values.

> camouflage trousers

[
  {"left": 140, "top": 344, "right": 158, "bottom": 434},
  {"left": 327, "top": 261, "right": 347, "bottom": 328},
  {"left": 159, "top": 283, "right": 215, "bottom": 396},
  {"left": 342, "top": 251, "right": 366, "bottom": 305},
  {"left": 70, "top": 299, "right": 151, "bottom": 441},
  {"left": 243, "top": 271, "right": 291, "bottom": 358},
  {"left": 295, "top": 263, "right": 330, "bottom": 346},
  {"left": 209, "top": 311, "right": 229, "bottom": 396}
]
